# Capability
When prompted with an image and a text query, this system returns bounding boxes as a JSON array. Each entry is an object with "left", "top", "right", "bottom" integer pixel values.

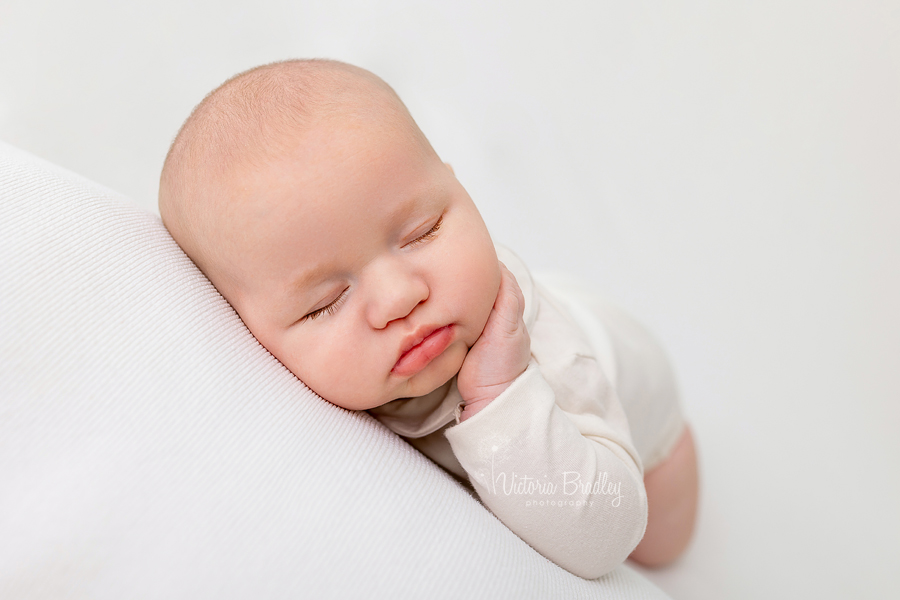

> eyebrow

[{"left": 289, "top": 261, "right": 339, "bottom": 297}]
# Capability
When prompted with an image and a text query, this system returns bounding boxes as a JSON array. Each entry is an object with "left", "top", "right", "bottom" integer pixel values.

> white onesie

[{"left": 368, "top": 246, "right": 685, "bottom": 579}]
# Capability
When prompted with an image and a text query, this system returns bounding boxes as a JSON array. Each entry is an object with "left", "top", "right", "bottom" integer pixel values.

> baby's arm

[{"left": 451, "top": 264, "right": 647, "bottom": 579}]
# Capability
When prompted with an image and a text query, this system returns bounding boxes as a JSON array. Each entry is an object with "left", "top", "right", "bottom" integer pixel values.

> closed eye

[
  {"left": 405, "top": 215, "right": 443, "bottom": 248},
  {"left": 302, "top": 287, "right": 349, "bottom": 322}
]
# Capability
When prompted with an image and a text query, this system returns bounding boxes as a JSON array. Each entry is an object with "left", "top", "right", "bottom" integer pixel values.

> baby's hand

[{"left": 457, "top": 262, "right": 531, "bottom": 421}]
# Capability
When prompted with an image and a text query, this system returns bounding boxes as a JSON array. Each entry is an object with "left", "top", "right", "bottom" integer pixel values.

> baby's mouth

[{"left": 391, "top": 325, "right": 454, "bottom": 377}]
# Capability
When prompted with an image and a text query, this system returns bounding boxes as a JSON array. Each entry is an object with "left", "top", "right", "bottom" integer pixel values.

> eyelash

[
  {"left": 405, "top": 215, "right": 443, "bottom": 248},
  {"left": 304, "top": 287, "right": 349, "bottom": 322}
]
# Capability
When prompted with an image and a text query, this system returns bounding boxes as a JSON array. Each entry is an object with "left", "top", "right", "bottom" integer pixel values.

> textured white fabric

[
  {"left": 532, "top": 273, "right": 686, "bottom": 472},
  {"left": 0, "top": 141, "right": 672, "bottom": 599}
]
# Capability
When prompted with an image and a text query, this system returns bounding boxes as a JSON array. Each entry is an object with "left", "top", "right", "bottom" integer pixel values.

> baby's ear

[{"left": 444, "top": 162, "right": 455, "bottom": 175}]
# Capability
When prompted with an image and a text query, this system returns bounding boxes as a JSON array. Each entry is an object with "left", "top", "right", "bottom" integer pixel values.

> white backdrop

[{"left": 2, "top": 1, "right": 898, "bottom": 598}]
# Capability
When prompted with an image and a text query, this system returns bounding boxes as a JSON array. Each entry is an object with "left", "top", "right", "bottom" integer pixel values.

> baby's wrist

[
  {"left": 458, "top": 379, "right": 515, "bottom": 422},
  {"left": 458, "top": 397, "right": 492, "bottom": 422}
]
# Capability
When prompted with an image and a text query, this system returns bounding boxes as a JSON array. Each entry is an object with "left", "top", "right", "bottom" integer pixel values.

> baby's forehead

[{"left": 159, "top": 60, "right": 433, "bottom": 298}]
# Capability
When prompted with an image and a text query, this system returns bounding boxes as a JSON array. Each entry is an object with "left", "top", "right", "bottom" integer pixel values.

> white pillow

[{"left": 0, "top": 141, "right": 671, "bottom": 599}]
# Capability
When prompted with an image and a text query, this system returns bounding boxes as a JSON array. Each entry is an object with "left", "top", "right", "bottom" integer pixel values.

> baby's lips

[{"left": 391, "top": 325, "right": 454, "bottom": 377}]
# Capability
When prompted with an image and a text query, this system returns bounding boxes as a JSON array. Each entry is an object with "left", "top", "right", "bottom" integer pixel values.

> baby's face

[{"left": 213, "top": 116, "right": 501, "bottom": 410}]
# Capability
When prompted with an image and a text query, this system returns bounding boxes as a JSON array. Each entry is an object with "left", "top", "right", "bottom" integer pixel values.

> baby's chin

[
  {"left": 304, "top": 340, "right": 469, "bottom": 410},
  {"left": 315, "top": 373, "right": 452, "bottom": 411},
  {"left": 413, "top": 340, "right": 468, "bottom": 390},
  {"left": 375, "top": 341, "right": 468, "bottom": 406}
]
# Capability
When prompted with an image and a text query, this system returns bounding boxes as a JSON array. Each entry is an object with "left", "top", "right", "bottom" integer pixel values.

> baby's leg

[{"left": 629, "top": 425, "right": 699, "bottom": 567}]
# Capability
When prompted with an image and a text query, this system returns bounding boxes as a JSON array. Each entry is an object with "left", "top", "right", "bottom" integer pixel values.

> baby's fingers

[
  {"left": 499, "top": 262, "right": 526, "bottom": 319},
  {"left": 490, "top": 263, "right": 526, "bottom": 334}
]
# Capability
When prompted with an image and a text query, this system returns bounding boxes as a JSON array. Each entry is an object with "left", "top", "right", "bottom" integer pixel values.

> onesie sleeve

[{"left": 444, "top": 358, "right": 648, "bottom": 580}]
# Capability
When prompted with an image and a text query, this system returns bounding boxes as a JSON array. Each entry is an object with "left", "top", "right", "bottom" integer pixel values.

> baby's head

[{"left": 159, "top": 59, "right": 501, "bottom": 410}]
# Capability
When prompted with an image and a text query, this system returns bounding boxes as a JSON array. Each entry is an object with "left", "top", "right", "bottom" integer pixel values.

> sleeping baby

[{"left": 158, "top": 59, "right": 698, "bottom": 579}]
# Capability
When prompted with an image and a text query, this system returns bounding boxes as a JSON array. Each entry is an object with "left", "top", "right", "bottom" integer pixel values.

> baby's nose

[{"left": 365, "top": 258, "right": 429, "bottom": 329}]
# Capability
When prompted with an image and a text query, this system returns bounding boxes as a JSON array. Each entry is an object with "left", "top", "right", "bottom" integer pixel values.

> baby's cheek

[
  {"left": 293, "top": 346, "right": 379, "bottom": 409},
  {"left": 475, "top": 264, "right": 502, "bottom": 335},
  {"left": 272, "top": 337, "right": 332, "bottom": 396}
]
